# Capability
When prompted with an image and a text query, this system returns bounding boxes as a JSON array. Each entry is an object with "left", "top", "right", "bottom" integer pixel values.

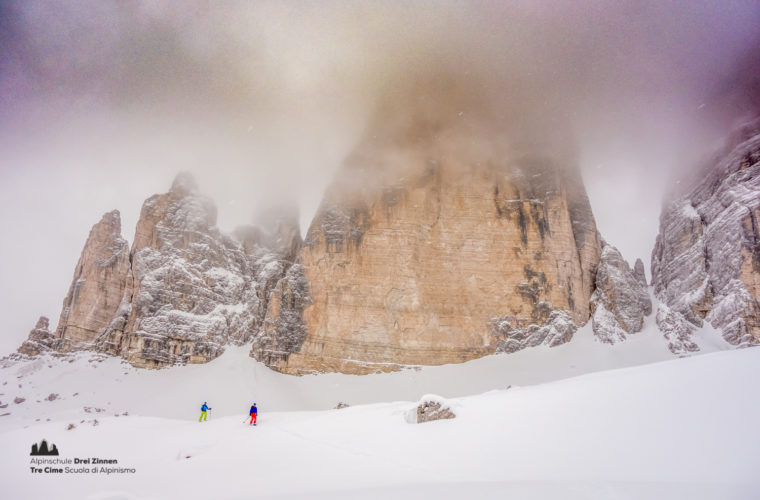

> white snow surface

[{"left": 1, "top": 320, "right": 757, "bottom": 499}]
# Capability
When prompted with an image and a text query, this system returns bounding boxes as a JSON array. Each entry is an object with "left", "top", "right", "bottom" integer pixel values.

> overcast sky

[{"left": 1, "top": 0, "right": 759, "bottom": 355}]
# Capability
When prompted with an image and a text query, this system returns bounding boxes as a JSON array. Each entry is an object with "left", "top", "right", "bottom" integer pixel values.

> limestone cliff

[
  {"left": 260, "top": 86, "right": 603, "bottom": 374},
  {"left": 97, "top": 174, "right": 300, "bottom": 367},
  {"left": 52, "top": 210, "right": 131, "bottom": 350},
  {"left": 19, "top": 173, "right": 298, "bottom": 368},
  {"left": 651, "top": 118, "right": 760, "bottom": 354},
  {"left": 18, "top": 86, "right": 670, "bottom": 373}
]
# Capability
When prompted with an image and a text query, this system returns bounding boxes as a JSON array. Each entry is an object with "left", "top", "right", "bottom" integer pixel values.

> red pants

[{"left": 250, "top": 413, "right": 257, "bottom": 424}]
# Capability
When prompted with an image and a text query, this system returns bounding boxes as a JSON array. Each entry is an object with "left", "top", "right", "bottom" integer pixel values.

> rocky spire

[
  {"left": 590, "top": 244, "right": 652, "bottom": 344},
  {"left": 18, "top": 316, "right": 55, "bottom": 356},
  {"left": 633, "top": 258, "right": 648, "bottom": 286},
  {"left": 52, "top": 210, "right": 131, "bottom": 351}
]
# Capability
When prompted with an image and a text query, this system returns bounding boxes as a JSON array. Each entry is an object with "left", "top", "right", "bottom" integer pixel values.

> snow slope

[
  {"left": 2, "top": 284, "right": 737, "bottom": 422},
  {"left": 0, "top": 307, "right": 736, "bottom": 425},
  {"left": 0, "top": 317, "right": 681, "bottom": 424},
  {"left": 0, "top": 345, "right": 758, "bottom": 499},
  {"left": 1, "top": 311, "right": 756, "bottom": 500}
]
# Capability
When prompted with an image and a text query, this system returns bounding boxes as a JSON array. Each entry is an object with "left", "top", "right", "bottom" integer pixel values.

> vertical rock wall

[
  {"left": 53, "top": 210, "right": 131, "bottom": 350},
  {"left": 261, "top": 91, "right": 602, "bottom": 373},
  {"left": 651, "top": 119, "right": 760, "bottom": 353}
]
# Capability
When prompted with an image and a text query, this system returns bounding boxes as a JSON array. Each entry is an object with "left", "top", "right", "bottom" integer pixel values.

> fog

[{"left": 1, "top": 0, "right": 759, "bottom": 354}]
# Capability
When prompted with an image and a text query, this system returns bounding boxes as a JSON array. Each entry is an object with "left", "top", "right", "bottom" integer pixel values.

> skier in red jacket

[{"left": 249, "top": 403, "right": 258, "bottom": 426}]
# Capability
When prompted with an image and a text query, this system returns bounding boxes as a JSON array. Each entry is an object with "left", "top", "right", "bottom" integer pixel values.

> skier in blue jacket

[
  {"left": 249, "top": 403, "right": 258, "bottom": 425},
  {"left": 199, "top": 402, "right": 211, "bottom": 422}
]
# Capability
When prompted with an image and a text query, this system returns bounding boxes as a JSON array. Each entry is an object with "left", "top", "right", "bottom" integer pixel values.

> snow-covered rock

[
  {"left": 251, "top": 263, "right": 311, "bottom": 369},
  {"left": 17, "top": 317, "right": 55, "bottom": 356},
  {"left": 19, "top": 173, "right": 301, "bottom": 369},
  {"left": 492, "top": 310, "right": 577, "bottom": 353},
  {"left": 633, "top": 258, "right": 647, "bottom": 286},
  {"left": 651, "top": 118, "right": 760, "bottom": 354},
  {"left": 96, "top": 175, "right": 272, "bottom": 366},
  {"left": 405, "top": 394, "right": 457, "bottom": 423},
  {"left": 590, "top": 244, "right": 652, "bottom": 344},
  {"left": 655, "top": 304, "right": 699, "bottom": 356}
]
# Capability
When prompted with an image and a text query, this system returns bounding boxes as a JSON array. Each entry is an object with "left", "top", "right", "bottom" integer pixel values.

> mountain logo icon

[{"left": 30, "top": 439, "right": 59, "bottom": 456}]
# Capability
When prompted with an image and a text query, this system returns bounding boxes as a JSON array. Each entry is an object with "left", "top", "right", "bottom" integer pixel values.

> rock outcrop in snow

[
  {"left": 18, "top": 317, "right": 55, "bottom": 356},
  {"left": 590, "top": 244, "right": 652, "bottom": 344},
  {"left": 492, "top": 310, "right": 577, "bottom": 353},
  {"left": 406, "top": 395, "right": 457, "bottom": 424},
  {"left": 651, "top": 118, "right": 760, "bottom": 354},
  {"left": 415, "top": 400, "right": 456, "bottom": 423}
]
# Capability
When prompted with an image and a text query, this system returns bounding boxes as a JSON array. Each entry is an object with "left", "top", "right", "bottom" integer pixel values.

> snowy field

[{"left": 1, "top": 320, "right": 758, "bottom": 499}]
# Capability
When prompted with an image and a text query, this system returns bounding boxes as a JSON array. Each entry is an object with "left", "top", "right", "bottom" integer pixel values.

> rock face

[
  {"left": 252, "top": 263, "right": 311, "bottom": 368},
  {"left": 98, "top": 174, "right": 300, "bottom": 367},
  {"left": 96, "top": 174, "right": 255, "bottom": 367},
  {"left": 633, "top": 259, "right": 647, "bottom": 286},
  {"left": 17, "top": 156, "right": 617, "bottom": 374},
  {"left": 20, "top": 173, "right": 299, "bottom": 368},
  {"left": 491, "top": 310, "right": 577, "bottom": 353},
  {"left": 21, "top": 88, "right": 682, "bottom": 374},
  {"left": 261, "top": 85, "right": 602, "bottom": 374},
  {"left": 54, "top": 210, "right": 131, "bottom": 350},
  {"left": 651, "top": 119, "right": 760, "bottom": 354},
  {"left": 590, "top": 244, "right": 652, "bottom": 344}
]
